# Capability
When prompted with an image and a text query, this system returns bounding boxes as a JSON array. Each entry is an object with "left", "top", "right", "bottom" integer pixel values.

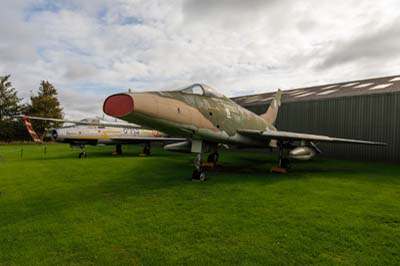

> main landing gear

[
  {"left": 271, "top": 142, "right": 290, "bottom": 173},
  {"left": 139, "top": 143, "right": 151, "bottom": 156},
  {"left": 143, "top": 143, "right": 151, "bottom": 156},
  {"left": 78, "top": 145, "right": 86, "bottom": 159},
  {"left": 278, "top": 157, "right": 290, "bottom": 169},
  {"left": 112, "top": 144, "right": 123, "bottom": 156}
]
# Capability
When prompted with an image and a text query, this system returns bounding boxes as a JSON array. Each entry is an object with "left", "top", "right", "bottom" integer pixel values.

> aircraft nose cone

[{"left": 103, "top": 94, "right": 134, "bottom": 117}]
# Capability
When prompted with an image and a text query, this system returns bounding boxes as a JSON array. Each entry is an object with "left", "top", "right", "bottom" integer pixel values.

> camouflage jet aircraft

[
  {"left": 103, "top": 83, "right": 386, "bottom": 180},
  {"left": 19, "top": 115, "right": 185, "bottom": 158}
]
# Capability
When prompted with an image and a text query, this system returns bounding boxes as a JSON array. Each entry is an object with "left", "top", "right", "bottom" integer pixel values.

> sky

[{"left": 1, "top": 0, "right": 400, "bottom": 119}]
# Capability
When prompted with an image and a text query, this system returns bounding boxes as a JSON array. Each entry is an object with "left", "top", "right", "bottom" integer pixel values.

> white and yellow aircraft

[{"left": 19, "top": 115, "right": 185, "bottom": 158}]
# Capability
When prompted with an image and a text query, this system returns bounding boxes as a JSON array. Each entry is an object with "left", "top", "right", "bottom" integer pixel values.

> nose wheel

[
  {"left": 192, "top": 153, "right": 207, "bottom": 181},
  {"left": 192, "top": 169, "right": 207, "bottom": 181}
]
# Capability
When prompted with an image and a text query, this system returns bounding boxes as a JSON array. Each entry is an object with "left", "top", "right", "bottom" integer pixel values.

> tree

[
  {"left": 28, "top": 80, "right": 63, "bottom": 135},
  {"left": 0, "top": 75, "right": 27, "bottom": 142},
  {"left": 0, "top": 75, "right": 21, "bottom": 121}
]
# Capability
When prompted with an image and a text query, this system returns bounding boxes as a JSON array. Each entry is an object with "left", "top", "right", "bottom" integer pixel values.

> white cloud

[{"left": 1, "top": 0, "right": 400, "bottom": 119}]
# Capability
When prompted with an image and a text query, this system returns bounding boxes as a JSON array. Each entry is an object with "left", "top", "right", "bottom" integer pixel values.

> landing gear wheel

[
  {"left": 192, "top": 169, "right": 207, "bottom": 181},
  {"left": 192, "top": 153, "right": 207, "bottom": 181}
]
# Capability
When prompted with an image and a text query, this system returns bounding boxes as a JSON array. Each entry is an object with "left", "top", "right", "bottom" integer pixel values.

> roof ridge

[
  {"left": 232, "top": 74, "right": 400, "bottom": 105},
  {"left": 231, "top": 74, "right": 400, "bottom": 99}
]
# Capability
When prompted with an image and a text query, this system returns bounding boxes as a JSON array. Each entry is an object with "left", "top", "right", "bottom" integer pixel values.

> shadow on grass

[
  {"left": 23, "top": 151, "right": 177, "bottom": 161},
  {"left": 1, "top": 152, "right": 291, "bottom": 227},
  {"left": 2, "top": 149, "right": 399, "bottom": 228},
  {"left": 236, "top": 156, "right": 277, "bottom": 164},
  {"left": 207, "top": 164, "right": 354, "bottom": 175},
  {"left": 0, "top": 159, "right": 193, "bottom": 227}
]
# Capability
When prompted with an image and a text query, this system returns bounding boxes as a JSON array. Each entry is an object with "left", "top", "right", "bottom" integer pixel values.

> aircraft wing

[
  {"left": 237, "top": 129, "right": 387, "bottom": 146},
  {"left": 15, "top": 115, "right": 140, "bottom": 128}
]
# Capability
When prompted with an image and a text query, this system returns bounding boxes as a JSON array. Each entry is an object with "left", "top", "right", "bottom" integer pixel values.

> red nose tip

[{"left": 103, "top": 94, "right": 134, "bottom": 117}]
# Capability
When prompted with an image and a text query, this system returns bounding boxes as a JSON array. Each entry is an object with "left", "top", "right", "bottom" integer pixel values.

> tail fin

[
  {"left": 260, "top": 89, "right": 282, "bottom": 125},
  {"left": 23, "top": 116, "right": 43, "bottom": 144}
]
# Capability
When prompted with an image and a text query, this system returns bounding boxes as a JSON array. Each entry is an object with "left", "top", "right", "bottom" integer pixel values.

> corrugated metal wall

[{"left": 244, "top": 92, "right": 399, "bottom": 162}]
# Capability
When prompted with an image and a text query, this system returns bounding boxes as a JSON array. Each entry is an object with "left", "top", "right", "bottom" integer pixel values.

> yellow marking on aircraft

[
  {"left": 64, "top": 130, "right": 164, "bottom": 140},
  {"left": 102, "top": 130, "right": 122, "bottom": 134}
]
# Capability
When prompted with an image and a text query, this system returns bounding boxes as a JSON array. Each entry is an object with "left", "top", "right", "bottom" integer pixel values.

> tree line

[{"left": 0, "top": 74, "right": 63, "bottom": 142}]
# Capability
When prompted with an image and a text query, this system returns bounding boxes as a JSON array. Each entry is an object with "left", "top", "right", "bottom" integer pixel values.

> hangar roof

[{"left": 232, "top": 75, "right": 400, "bottom": 106}]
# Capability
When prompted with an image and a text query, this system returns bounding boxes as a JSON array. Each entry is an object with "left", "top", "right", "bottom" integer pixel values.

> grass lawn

[{"left": 0, "top": 144, "right": 399, "bottom": 265}]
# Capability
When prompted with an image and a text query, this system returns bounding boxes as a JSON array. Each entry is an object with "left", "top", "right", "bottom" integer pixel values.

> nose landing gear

[
  {"left": 190, "top": 140, "right": 220, "bottom": 181},
  {"left": 192, "top": 153, "right": 207, "bottom": 182}
]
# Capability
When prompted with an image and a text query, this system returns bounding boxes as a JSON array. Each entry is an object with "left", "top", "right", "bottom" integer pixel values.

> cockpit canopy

[{"left": 180, "top": 84, "right": 225, "bottom": 98}]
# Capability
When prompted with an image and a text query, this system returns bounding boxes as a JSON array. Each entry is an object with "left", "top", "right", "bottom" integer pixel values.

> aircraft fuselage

[{"left": 104, "top": 88, "right": 277, "bottom": 147}]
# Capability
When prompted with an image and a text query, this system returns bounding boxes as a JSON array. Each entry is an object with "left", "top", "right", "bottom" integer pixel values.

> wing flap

[{"left": 238, "top": 129, "right": 386, "bottom": 146}]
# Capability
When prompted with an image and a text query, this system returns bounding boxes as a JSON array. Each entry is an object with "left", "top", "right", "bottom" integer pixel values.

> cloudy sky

[{"left": 2, "top": 0, "right": 400, "bottom": 119}]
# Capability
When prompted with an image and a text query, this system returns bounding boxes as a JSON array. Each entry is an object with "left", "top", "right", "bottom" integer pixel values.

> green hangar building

[{"left": 232, "top": 75, "right": 400, "bottom": 163}]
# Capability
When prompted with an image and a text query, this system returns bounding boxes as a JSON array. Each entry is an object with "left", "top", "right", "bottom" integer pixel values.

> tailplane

[{"left": 260, "top": 89, "right": 282, "bottom": 125}]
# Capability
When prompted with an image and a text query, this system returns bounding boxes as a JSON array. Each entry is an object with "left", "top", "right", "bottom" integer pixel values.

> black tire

[
  {"left": 192, "top": 169, "right": 207, "bottom": 181},
  {"left": 199, "top": 171, "right": 207, "bottom": 181}
]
